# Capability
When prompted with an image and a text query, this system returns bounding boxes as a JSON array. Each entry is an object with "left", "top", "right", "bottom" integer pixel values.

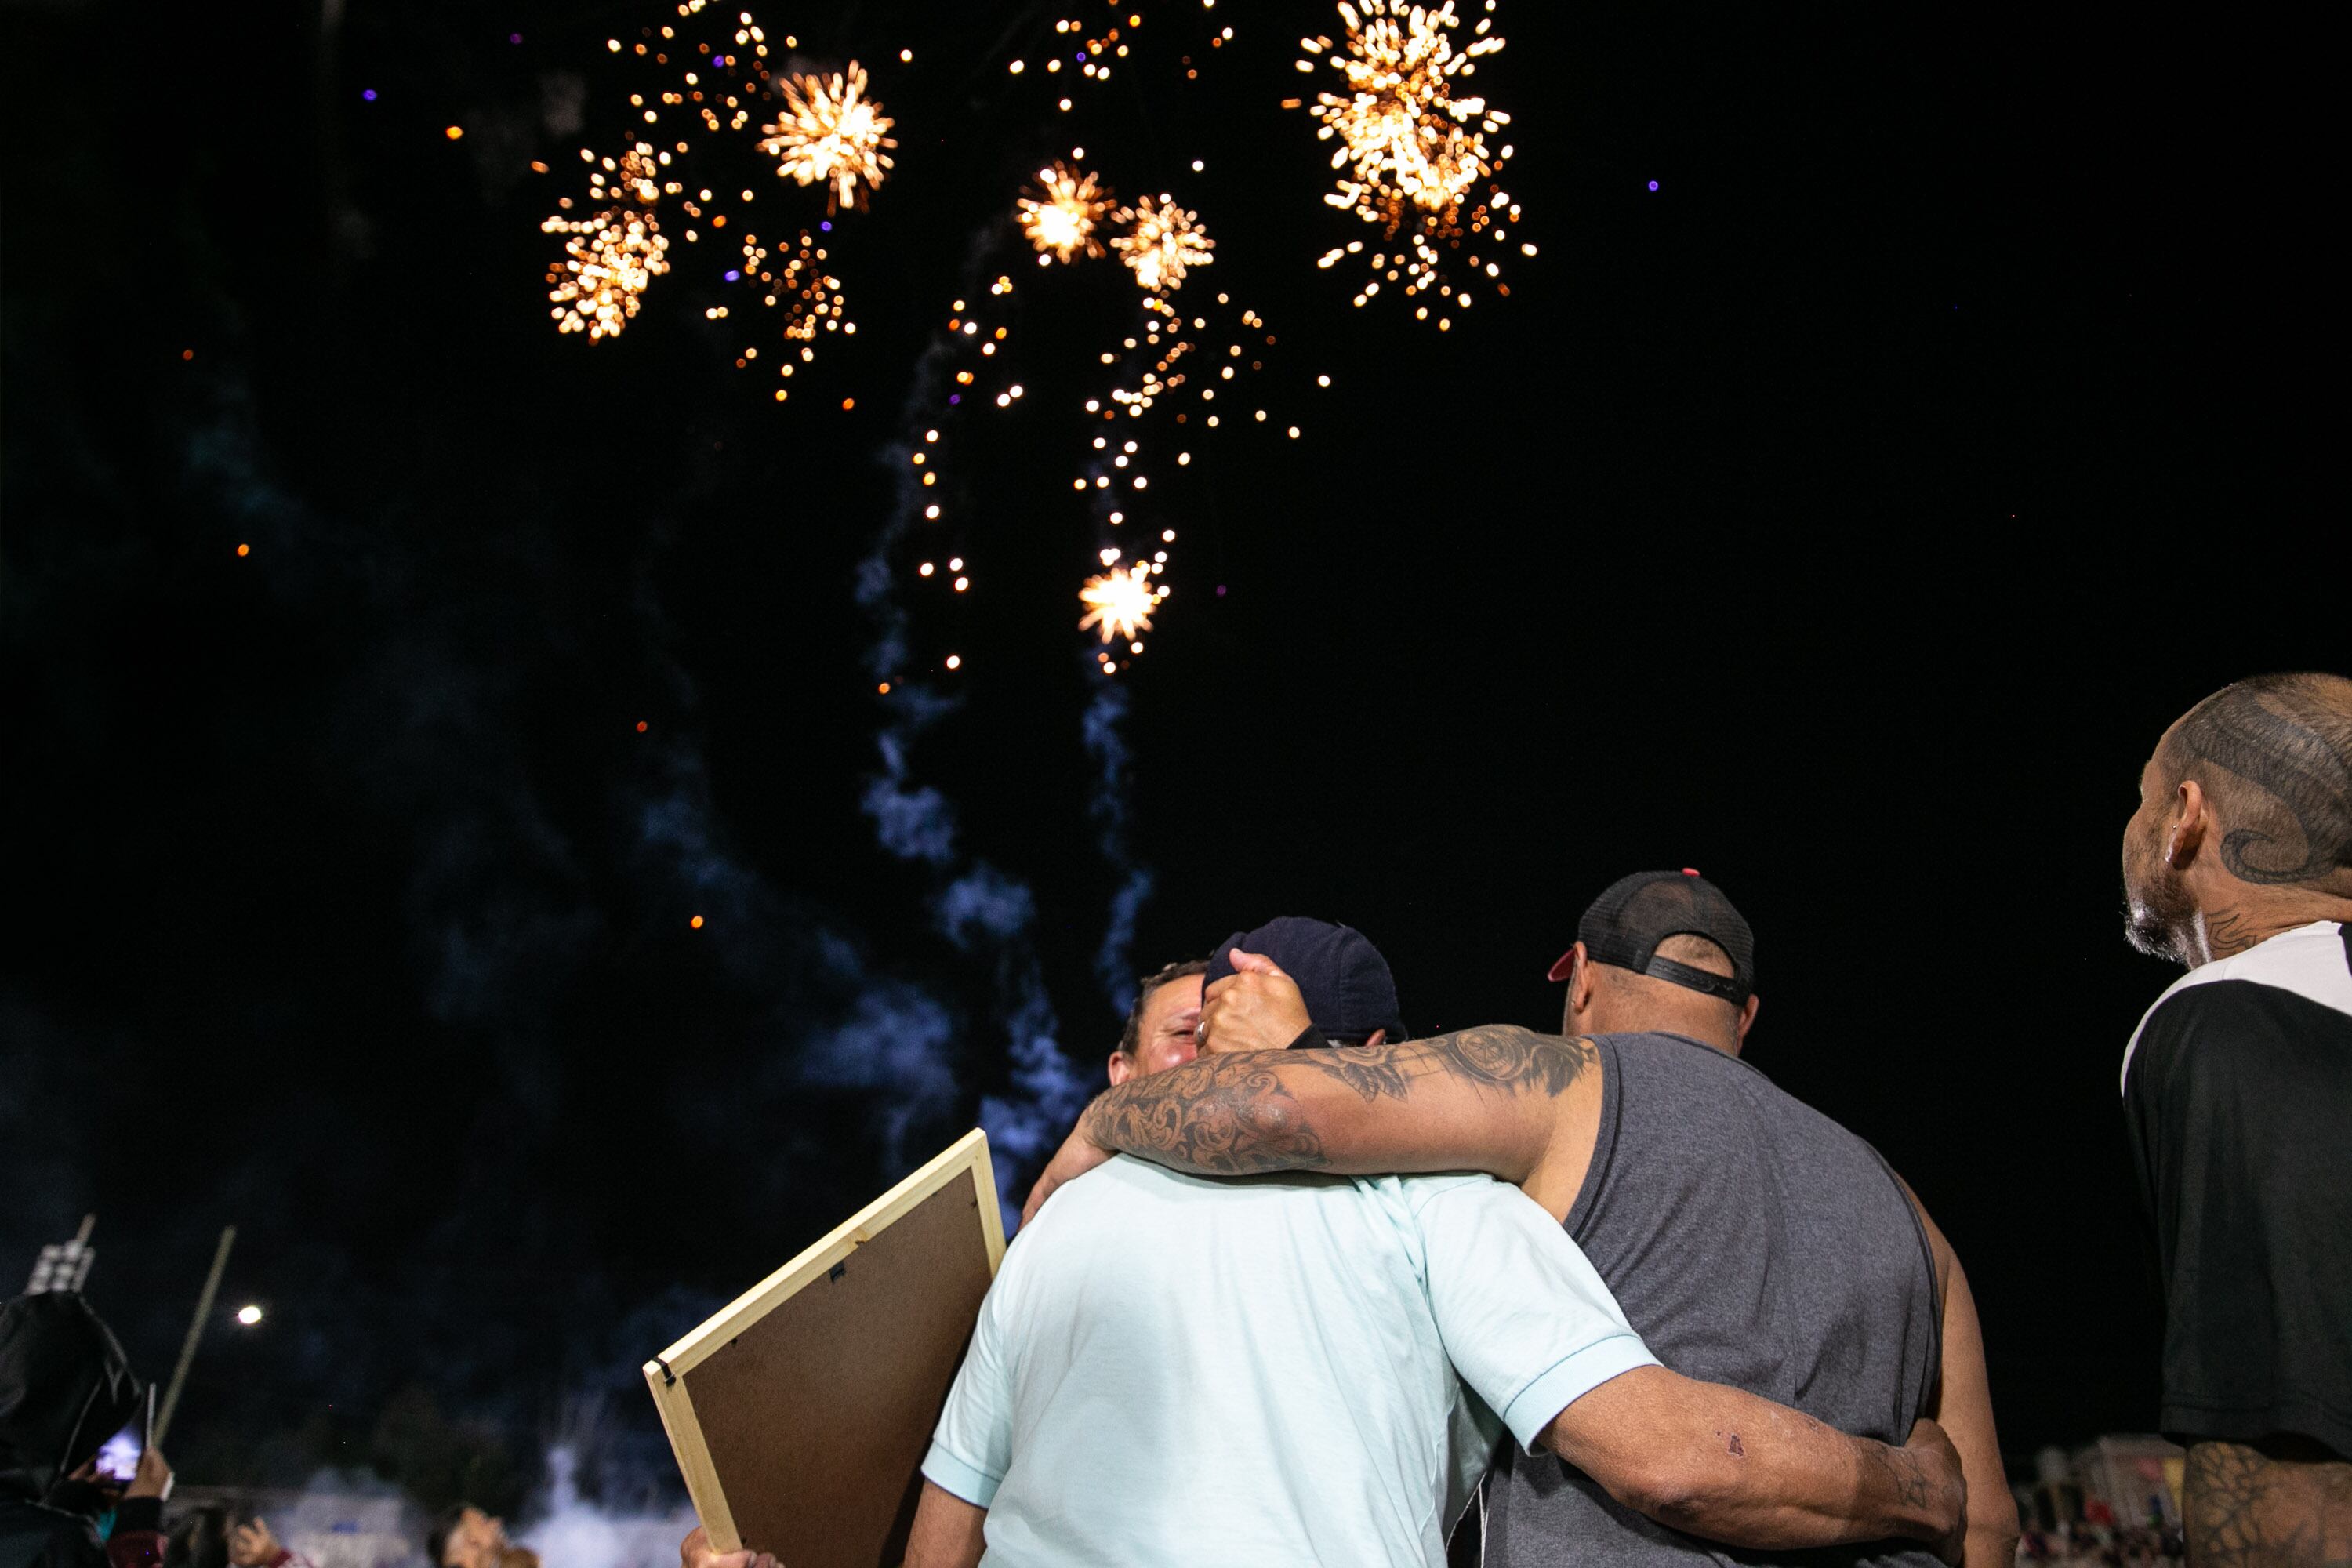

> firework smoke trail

[
  {"left": 1083, "top": 680, "right": 1152, "bottom": 1014},
  {"left": 853, "top": 227, "right": 1163, "bottom": 1232}
]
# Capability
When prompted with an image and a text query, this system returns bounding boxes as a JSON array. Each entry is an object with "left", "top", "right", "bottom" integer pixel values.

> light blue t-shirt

[{"left": 922, "top": 1156, "right": 1657, "bottom": 1568}]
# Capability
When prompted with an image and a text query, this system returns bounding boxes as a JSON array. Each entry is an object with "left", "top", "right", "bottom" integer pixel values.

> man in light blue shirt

[{"left": 892, "top": 921, "right": 1965, "bottom": 1568}]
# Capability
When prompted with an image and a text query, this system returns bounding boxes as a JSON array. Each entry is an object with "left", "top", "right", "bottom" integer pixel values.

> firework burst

[
  {"left": 760, "top": 63, "right": 897, "bottom": 212},
  {"left": 1078, "top": 563, "right": 1166, "bottom": 644},
  {"left": 1111, "top": 195, "right": 1214, "bottom": 293},
  {"left": 543, "top": 205, "right": 672, "bottom": 340},
  {"left": 1018, "top": 163, "right": 1114, "bottom": 263},
  {"left": 1292, "top": 0, "right": 1527, "bottom": 321}
]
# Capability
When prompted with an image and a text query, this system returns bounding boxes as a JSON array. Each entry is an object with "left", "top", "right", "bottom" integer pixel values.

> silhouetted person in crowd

[
  {"left": 424, "top": 1508, "right": 534, "bottom": 1568},
  {"left": 0, "top": 1294, "right": 170, "bottom": 1568},
  {"left": 162, "top": 1510, "right": 227, "bottom": 1568},
  {"left": 2118, "top": 671, "right": 2352, "bottom": 1565}
]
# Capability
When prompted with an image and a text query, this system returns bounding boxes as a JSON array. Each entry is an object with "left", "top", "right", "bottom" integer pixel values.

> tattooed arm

[
  {"left": 2182, "top": 1438, "right": 2352, "bottom": 1567},
  {"left": 1547, "top": 1369, "right": 1968, "bottom": 1561},
  {"left": 1087, "top": 1025, "right": 1590, "bottom": 1174},
  {"left": 1022, "top": 1026, "right": 1596, "bottom": 1224}
]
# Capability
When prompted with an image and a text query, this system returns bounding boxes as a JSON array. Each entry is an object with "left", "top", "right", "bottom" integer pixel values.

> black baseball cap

[
  {"left": 1207, "top": 916, "right": 1407, "bottom": 1043},
  {"left": 1548, "top": 869, "right": 1756, "bottom": 1005}
]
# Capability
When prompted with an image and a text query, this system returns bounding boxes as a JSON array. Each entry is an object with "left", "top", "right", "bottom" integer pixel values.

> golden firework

[
  {"left": 1078, "top": 563, "right": 1165, "bottom": 644},
  {"left": 543, "top": 205, "right": 671, "bottom": 340},
  {"left": 590, "top": 145, "right": 667, "bottom": 207},
  {"left": 1300, "top": 0, "right": 1507, "bottom": 220},
  {"left": 760, "top": 63, "right": 897, "bottom": 212},
  {"left": 1018, "top": 163, "right": 1114, "bottom": 263},
  {"left": 1293, "top": 0, "right": 1522, "bottom": 318},
  {"left": 1111, "top": 195, "right": 1214, "bottom": 293}
]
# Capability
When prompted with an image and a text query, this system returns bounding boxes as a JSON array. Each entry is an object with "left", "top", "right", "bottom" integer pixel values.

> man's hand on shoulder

[{"left": 679, "top": 1525, "right": 775, "bottom": 1568}]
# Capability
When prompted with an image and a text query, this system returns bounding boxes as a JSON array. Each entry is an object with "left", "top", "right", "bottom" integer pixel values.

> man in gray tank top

[{"left": 1027, "top": 873, "right": 2018, "bottom": 1568}]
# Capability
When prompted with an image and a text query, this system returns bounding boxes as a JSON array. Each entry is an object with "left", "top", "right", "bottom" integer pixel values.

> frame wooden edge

[
  {"left": 644, "top": 1127, "right": 1006, "bottom": 1555},
  {"left": 653, "top": 1127, "right": 996, "bottom": 1379},
  {"left": 968, "top": 1134, "right": 1006, "bottom": 1274},
  {"left": 644, "top": 1357, "right": 740, "bottom": 1552}
]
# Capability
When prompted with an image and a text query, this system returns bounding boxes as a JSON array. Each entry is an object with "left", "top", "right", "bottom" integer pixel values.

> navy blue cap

[{"left": 1206, "top": 916, "right": 1406, "bottom": 1043}]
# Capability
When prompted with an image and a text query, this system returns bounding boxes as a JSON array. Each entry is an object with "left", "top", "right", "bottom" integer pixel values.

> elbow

[
  {"left": 1970, "top": 1491, "right": 2023, "bottom": 1566},
  {"left": 1967, "top": 1526, "right": 2022, "bottom": 1568},
  {"left": 1597, "top": 1454, "right": 1721, "bottom": 1529}
]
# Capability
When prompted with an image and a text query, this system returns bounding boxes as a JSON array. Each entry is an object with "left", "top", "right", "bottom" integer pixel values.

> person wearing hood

[{"left": 0, "top": 1293, "right": 172, "bottom": 1568}]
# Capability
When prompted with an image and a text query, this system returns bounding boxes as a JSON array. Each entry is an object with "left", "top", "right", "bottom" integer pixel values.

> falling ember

[
  {"left": 1112, "top": 195, "right": 1214, "bottom": 293},
  {"left": 739, "top": 230, "right": 848, "bottom": 344},
  {"left": 690, "top": 915, "right": 706, "bottom": 929},
  {"left": 1018, "top": 163, "right": 1115, "bottom": 262},
  {"left": 235, "top": 543, "right": 250, "bottom": 557},
  {"left": 543, "top": 205, "right": 671, "bottom": 340},
  {"left": 1079, "top": 562, "right": 1167, "bottom": 644},
  {"left": 590, "top": 146, "right": 666, "bottom": 209},
  {"left": 760, "top": 64, "right": 897, "bottom": 212}
]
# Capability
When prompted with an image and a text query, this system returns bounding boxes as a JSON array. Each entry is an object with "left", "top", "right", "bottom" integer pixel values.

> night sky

[{"left": 2, "top": 0, "right": 2338, "bottom": 1512}]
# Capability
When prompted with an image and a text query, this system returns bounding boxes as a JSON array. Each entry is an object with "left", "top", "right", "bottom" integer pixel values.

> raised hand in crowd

[
  {"left": 225, "top": 1518, "right": 280, "bottom": 1568},
  {"left": 125, "top": 1447, "right": 174, "bottom": 1503}
]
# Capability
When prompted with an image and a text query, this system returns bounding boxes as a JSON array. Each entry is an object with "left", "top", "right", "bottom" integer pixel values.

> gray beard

[{"left": 2122, "top": 872, "right": 2199, "bottom": 967}]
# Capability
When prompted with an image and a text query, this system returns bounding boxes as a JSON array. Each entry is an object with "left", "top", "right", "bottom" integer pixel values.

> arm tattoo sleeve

[
  {"left": 1079, "top": 1026, "right": 1596, "bottom": 1175},
  {"left": 2183, "top": 1439, "right": 2352, "bottom": 1567},
  {"left": 1080, "top": 1052, "right": 1332, "bottom": 1174}
]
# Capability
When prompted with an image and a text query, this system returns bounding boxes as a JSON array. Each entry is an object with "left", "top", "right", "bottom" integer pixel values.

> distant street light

[{"left": 236, "top": 1305, "right": 263, "bottom": 1326}]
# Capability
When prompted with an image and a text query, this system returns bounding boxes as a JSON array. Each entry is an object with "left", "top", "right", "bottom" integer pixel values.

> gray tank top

[{"left": 1488, "top": 1031, "right": 1943, "bottom": 1568}]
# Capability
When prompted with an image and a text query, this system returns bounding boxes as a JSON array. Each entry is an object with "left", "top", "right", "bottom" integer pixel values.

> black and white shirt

[{"left": 2120, "top": 920, "right": 2352, "bottom": 1458}]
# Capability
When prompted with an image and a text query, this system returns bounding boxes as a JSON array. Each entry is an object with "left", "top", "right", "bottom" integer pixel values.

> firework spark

[
  {"left": 1293, "top": 0, "right": 1523, "bottom": 319},
  {"left": 593, "top": 145, "right": 670, "bottom": 206},
  {"left": 1018, "top": 163, "right": 1114, "bottom": 263},
  {"left": 543, "top": 204, "right": 672, "bottom": 340},
  {"left": 740, "top": 230, "right": 848, "bottom": 343},
  {"left": 1079, "top": 562, "right": 1166, "bottom": 644},
  {"left": 1111, "top": 195, "right": 1214, "bottom": 293},
  {"left": 760, "top": 63, "right": 897, "bottom": 212}
]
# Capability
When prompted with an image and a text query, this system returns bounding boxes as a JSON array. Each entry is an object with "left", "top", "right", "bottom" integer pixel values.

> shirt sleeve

[
  {"left": 2118, "top": 977, "right": 2352, "bottom": 1450},
  {"left": 1414, "top": 1176, "right": 1660, "bottom": 1454},
  {"left": 921, "top": 1273, "right": 1017, "bottom": 1508}
]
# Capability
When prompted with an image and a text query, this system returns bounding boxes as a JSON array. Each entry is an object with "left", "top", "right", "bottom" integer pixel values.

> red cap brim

[{"left": 1546, "top": 949, "right": 1576, "bottom": 982}]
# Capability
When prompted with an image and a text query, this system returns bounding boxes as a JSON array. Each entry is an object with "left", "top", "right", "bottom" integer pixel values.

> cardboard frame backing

[{"left": 644, "top": 1129, "right": 1006, "bottom": 1564}]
